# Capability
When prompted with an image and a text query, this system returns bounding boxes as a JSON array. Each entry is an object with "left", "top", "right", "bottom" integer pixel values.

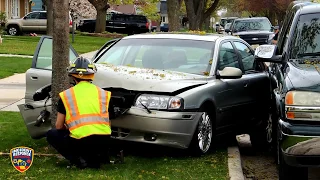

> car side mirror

[
  {"left": 254, "top": 45, "right": 282, "bottom": 63},
  {"left": 23, "top": 16, "right": 27, "bottom": 20},
  {"left": 225, "top": 29, "right": 231, "bottom": 33},
  {"left": 216, "top": 67, "right": 242, "bottom": 79}
]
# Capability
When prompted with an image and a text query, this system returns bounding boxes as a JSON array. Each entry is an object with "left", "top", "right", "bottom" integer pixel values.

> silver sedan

[{"left": 18, "top": 33, "right": 272, "bottom": 155}]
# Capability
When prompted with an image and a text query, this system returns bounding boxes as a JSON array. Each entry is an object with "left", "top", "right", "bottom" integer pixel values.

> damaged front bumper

[
  {"left": 110, "top": 107, "right": 203, "bottom": 149},
  {"left": 279, "top": 119, "right": 320, "bottom": 167}
]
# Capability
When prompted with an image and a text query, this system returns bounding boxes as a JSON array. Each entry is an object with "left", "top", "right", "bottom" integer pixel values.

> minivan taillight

[{"left": 146, "top": 22, "right": 149, "bottom": 28}]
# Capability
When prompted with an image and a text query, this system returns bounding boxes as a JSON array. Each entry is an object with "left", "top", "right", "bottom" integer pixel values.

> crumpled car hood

[{"left": 92, "top": 64, "right": 208, "bottom": 93}]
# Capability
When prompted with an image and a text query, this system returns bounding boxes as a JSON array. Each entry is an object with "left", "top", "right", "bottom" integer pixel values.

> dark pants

[{"left": 46, "top": 129, "right": 110, "bottom": 166}]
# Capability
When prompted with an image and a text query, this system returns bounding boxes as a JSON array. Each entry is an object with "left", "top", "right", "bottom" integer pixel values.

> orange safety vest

[{"left": 59, "top": 81, "right": 112, "bottom": 139}]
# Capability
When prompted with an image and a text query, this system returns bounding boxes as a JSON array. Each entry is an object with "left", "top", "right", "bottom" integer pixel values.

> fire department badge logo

[{"left": 10, "top": 147, "right": 34, "bottom": 173}]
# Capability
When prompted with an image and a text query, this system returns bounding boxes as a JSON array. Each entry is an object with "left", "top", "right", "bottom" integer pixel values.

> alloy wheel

[
  {"left": 197, "top": 112, "right": 213, "bottom": 153},
  {"left": 266, "top": 113, "right": 273, "bottom": 143},
  {"left": 9, "top": 27, "right": 17, "bottom": 35}
]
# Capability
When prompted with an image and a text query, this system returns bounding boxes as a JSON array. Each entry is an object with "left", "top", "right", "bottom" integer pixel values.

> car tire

[
  {"left": 7, "top": 25, "right": 20, "bottom": 36},
  {"left": 249, "top": 107, "right": 277, "bottom": 151},
  {"left": 189, "top": 107, "right": 214, "bottom": 156},
  {"left": 277, "top": 128, "right": 308, "bottom": 180}
]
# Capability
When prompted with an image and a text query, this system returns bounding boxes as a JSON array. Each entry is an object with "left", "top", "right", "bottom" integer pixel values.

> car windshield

[
  {"left": 232, "top": 19, "right": 272, "bottom": 32},
  {"left": 291, "top": 13, "right": 320, "bottom": 59},
  {"left": 95, "top": 38, "right": 214, "bottom": 76},
  {"left": 220, "top": 19, "right": 234, "bottom": 27}
]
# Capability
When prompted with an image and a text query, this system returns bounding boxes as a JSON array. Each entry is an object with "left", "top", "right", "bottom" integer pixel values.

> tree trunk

[
  {"left": 87, "top": 0, "right": 109, "bottom": 33},
  {"left": 184, "top": 0, "right": 219, "bottom": 30},
  {"left": 51, "top": 0, "right": 70, "bottom": 127},
  {"left": 45, "top": 0, "right": 53, "bottom": 36},
  {"left": 95, "top": 8, "right": 106, "bottom": 33},
  {"left": 167, "top": 0, "right": 181, "bottom": 31}
]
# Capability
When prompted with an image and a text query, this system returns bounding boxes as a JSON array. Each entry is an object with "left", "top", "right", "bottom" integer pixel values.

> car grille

[
  {"left": 239, "top": 34, "right": 269, "bottom": 45},
  {"left": 111, "top": 127, "right": 130, "bottom": 138}
]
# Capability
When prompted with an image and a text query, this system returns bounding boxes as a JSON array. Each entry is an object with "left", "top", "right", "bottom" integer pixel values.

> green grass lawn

[
  {"left": 0, "top": 111, "right": 228, "bottom": 179},
  {"left": 0, "top": 35, "right": 112, "bottom": 56},
  {"left": 0, "top": 57, "right": 32, "bottom": 79}
]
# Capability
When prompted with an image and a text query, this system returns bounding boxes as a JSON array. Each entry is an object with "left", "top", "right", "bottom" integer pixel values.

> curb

[{"left": 228, "top": 146, "right": 245, "bottom": 180}]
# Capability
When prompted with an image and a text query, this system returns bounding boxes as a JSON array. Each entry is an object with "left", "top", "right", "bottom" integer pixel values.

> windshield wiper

[
  {"left": 297, "top": 52, "right": 320, "bottom": 58},
  {"left": 139, "top": 100, "right": 151, "bottom": 114}
]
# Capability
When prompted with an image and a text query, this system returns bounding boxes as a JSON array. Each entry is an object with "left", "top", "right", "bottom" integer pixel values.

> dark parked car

[
  {"left": 160, "top": 23, "right": 169, "bottom": 32},
  {"left": 254, "top": 1, "right": 320, "bottom": 180},
  {"left": 77, "top": 13, "right": 149, "bottom": 35},
  {"left": 225, "top": 17, "right": 274, "bottom": 49}
]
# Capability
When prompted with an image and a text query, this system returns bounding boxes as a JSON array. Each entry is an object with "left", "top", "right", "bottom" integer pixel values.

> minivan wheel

[
  {"left": 189, "top": 111, "right": 214, "bottom": 155},
  {"left": 7, "top": 25, "right": 19, "bottom": 36}
]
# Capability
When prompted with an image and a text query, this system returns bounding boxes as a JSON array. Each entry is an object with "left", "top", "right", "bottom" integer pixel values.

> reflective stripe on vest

[{"left": 59, "top": 82, "right": 111, "bottom": 139}]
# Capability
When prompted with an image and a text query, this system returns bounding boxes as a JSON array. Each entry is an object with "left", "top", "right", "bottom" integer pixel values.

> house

[
  {"left": 0, "top": 0, "right": 31, "bottom": 19},
  {"left": 160, "top": 0, "right": 168, "bottom": 23},
  {"left": 109, "top": 4, "right": 136, "bottom": 15}
]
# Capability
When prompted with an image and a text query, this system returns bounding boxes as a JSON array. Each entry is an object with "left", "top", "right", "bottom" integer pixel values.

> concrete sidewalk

[{"left": 0, "top": 50, "right": 97, "bottom": 112}]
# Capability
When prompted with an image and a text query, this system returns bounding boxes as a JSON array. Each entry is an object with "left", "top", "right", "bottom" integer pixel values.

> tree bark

[
  {"left": 51, "top": 0, "right": 70, "bottom": 127},
  {"left": 167, "top": 0, "right": 182, "bottom": 31},
  {"left": 184, "top": 0, "right": 220, "bottom": 30},
  {"left": 95, "top": 8, "right": 106, "bottom": 33},
  {"left": 44, "top": 0, "right": 53, "bottom": 35},
  {"left": 87, "top": 0, "right": 109, "bottom": 33}
]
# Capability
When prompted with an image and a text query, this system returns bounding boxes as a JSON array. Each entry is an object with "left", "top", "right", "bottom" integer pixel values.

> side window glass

[
  {"left": 234, "top": 42, "right": 255, "bottom": 71},
  {"left": 217, "top": 42, "right": 239, "bottom": 70},
  {"left": 36, "top": 38, "right": 77, "bottom": 70},
  {"left": 26, "top": 12, "right": 40, "bottom": 19},
  {"left": 39, "top": 12, "right": 47, "bottom": 19},
  {"left": 114, "top": 15, "right": 125, "bottom": 21}
]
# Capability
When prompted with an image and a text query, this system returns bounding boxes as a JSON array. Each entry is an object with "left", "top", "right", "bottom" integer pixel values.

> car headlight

[
  {"left": 285, "top": 91, "right": 320, "bottom": 121},
  {"left": 134, "top": 94, "right": 183, "bottom": 110}
]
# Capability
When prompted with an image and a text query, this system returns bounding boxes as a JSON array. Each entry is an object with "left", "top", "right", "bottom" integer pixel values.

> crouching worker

[{"left": 46, "top": 56, "right": 112, "bottom": 169}]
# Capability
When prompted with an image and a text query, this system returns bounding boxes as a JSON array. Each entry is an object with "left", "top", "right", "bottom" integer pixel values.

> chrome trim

[{"left": 286, "top": 105, "right": 320, "bottom": 113}]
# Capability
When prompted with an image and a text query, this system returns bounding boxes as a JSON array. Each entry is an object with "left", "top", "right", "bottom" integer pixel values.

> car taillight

[
  {"left": 69, "top": 20, "right": 72, "bottom": 25},
  {"left": 146, "top": 22, "right": 149, "bottom": 28}
]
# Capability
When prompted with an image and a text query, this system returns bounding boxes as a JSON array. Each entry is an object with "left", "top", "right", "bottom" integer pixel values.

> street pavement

[{"left": 0, "top": 50, "right": 97, "bottom": 112}]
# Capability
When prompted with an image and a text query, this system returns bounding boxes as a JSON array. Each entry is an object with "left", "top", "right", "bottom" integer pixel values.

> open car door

[{"left": 18, "top": 36, "right": 79, "bottom": 139}]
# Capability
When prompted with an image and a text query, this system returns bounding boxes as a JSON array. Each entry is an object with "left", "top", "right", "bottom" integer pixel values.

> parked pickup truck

[
  {"left": 254, "top": 1, "right": 320, "bottom": 180},
  {"left": 5, "top": 11, "right": 73, "bottom": 36},
  {"left": 225, "top": 17, "right": 275, "bottom": 49},
  {"left": 77, "top": 13, "right": 150, "bottom": 35}
]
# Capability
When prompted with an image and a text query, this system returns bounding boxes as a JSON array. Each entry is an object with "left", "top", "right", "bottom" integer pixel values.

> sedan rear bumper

[
  {"left": 279, "top": 119, "right": 320, "bottom": 167},
  {"left": 110, "top": 107, "right": 203, "bottom": 149}
]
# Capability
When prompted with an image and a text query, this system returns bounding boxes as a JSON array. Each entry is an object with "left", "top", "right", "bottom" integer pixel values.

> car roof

[
  {"left": 122, "top": 33, "right": 239, "bottom": 42},
  {"left": 221, "top": 17, "right": 238, "bottom": 19},
  {"left": 234, "top": 17, "right": 269, "bottom": 21},
  {"left": 298, "top": 2, "right": 320, "bottom": 14}
]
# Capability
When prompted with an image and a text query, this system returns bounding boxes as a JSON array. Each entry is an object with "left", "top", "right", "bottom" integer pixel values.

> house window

[{"left": 161, "top": 16, "right": 165, "bottom": 22}]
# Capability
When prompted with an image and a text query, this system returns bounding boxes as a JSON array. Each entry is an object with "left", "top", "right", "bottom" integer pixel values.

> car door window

[
  {"left": 217, "top": 42, "right": 239, "bottom": 70},
  {"left": 36, "top": 38, "right": 77, "bottom": 70},
  {"left": 233, "top": 42, "right": 255, "bottom": 71},
  {"left": 39, "top": 12, "right": 47, "bottom": 20},
  {"left": 25, "top": 12, "right": 40, "bottom": 19}
]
